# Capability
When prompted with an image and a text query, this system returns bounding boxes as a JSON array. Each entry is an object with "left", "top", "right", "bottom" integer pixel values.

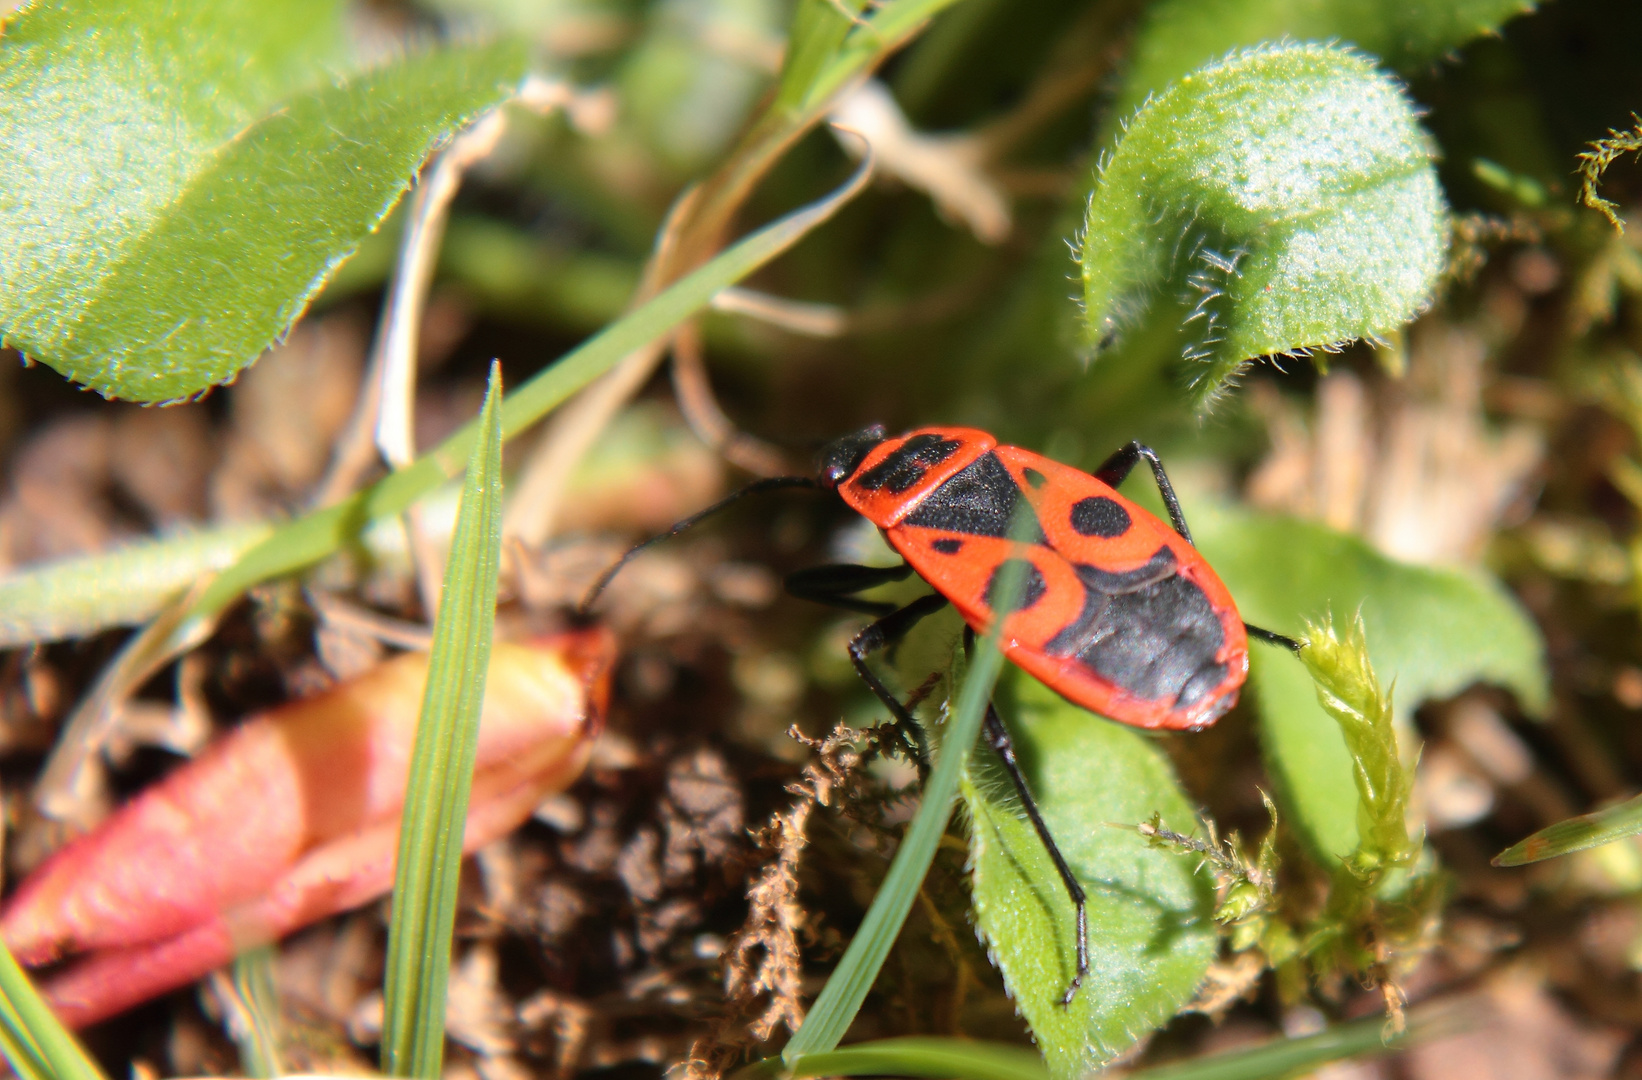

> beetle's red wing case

[{"left": 884, "top": 443, "right": 1248, "bottom": 730}]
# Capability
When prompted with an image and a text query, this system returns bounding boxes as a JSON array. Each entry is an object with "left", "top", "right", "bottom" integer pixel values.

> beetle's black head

[{"left": 817, "top": 425, "right": 887, "bottom": 487}]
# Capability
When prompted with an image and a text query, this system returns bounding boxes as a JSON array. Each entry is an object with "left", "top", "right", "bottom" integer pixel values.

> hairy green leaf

[
  {"left": 0, "top": 0, "right": 526, "bottom": 401},
  {"left": 1495, "top": 792, "right": 1642, "bottom": 867},
  {"left": 381, "top": 366, "right": 506, "bottom": 1079},
  {"left": 1081, "top": 43, "right": 1447, "bottom": 409},
  {"left": 1118, "top": 0, "right": 1539, "bottom": 118},
  {"left": 1193, "top": 504, "right": 1547, "bottom": 864},
  {"left": 964, "top": 671, "right": 1215, "bottom": 1078}
]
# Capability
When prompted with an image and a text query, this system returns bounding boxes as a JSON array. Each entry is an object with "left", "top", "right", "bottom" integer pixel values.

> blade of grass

[
  {"left": 171, "top": 158, "right": 870, "bottom": 648},
  {"left": 0, "top": 940, "right": 106, "bottom": 1080},
  {"left": 736, "top": 1005, "right": 1458, "bottom": 1080},
  {"left": 380, "top": 364, "right": 507, "bottom": 1078},
  {"left": 1121, "top": 1012, "right": 1423, "bottom": 1080},
  {"left": 1494, "top": 790, "right": 1642, "bottom": 866},
  {"left": 783, "top": 520, "right": 1034, "bottom": 1061},
  {"left": 786, "top": 1038, "right": 1050, "bottom": 1080},
  {"left": 798, "top": 0, "right": 968, "bottom": 114},
  {"left": 228, "top": 946, "right": 283, "bottom": 1079}
]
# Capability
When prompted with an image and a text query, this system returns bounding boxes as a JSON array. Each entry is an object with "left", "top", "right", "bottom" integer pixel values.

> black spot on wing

[
  {"left": 932, "top": 538, "right": 963, "bottom": 554},
  {"left": 854, "top": 434, "right": 962, "bottom": 494},
  {"left": 986, "top": 559, "right": 1047, "bottom": 612},
  {"left": 1070, "top": 496, "right": 1131, "bottom": 537},
  {"left": 1044, "top": 546, "right": 1227, "bottom": 709},
  {"left": 904, "top": 452, "right": 1046, "bottom": 541}
]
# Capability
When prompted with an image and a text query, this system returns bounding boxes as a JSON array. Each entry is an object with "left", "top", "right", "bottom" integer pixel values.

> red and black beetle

[{"left": 584, "top": 425, "right": 1298, "bottom": 1003}]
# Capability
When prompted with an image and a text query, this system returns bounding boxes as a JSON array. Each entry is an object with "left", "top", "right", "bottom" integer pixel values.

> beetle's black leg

[
  {"left": 984, "top": 704, "right": 1089, "bottom": 1006},
  {"left": 1246, "top": 623, "right": 1304, "bottom": 653},
  {"left": 1093, "top": 440, "right": 1193, "bottom": 545},
  {"left": 846, "top": 592, "right": 951, "bottom": 762},
  {"left": 786, "top": 562, "right": 916, "bottom": 616}
]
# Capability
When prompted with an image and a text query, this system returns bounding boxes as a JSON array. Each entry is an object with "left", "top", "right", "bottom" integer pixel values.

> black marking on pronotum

[
  {"left": 986, "top": 559, "right": 1047, "bottom": 612},
  {"left": 1044, "top": 546, "right": 1227, "bottom": 708},
  {"left": 904, "top": 452, "right": 1047, "bottom": 542},
  {"left": 818, "top": 425, "right": 887, "bottom": 486},
  {"left": 854, "top": 433, "right": 963, "bottom": 494},
  {"left": 932, "top": 538, "right": 964, "bottom": 554},
  {"left": 1069, "top": 496, "right": 1130, "bottom": 538}
]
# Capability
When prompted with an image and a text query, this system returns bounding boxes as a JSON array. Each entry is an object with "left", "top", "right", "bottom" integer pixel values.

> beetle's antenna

[{"left": 578, "top": 476, "right": 824, "bottom": 615}]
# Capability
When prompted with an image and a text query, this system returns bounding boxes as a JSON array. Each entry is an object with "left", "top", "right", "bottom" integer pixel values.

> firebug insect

[{"left": 583, "top": 425, "right": 1299, "bottom": 1004}]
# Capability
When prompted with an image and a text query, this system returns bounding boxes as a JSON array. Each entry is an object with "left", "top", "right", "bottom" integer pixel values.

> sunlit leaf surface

[
  {"left": 1081, "top": 43, "right": 1447, "bottom": 408},
  {"left": 0, "top": 0, "right": 526, "bottom": 401},
  {"left": 964, "top": 671, "right": 1215, "bottom": 1078}
]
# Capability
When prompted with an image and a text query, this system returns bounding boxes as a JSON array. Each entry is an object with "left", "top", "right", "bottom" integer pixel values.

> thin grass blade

[
  {"left": 1121, "top": 1012, "right": 1425, "bottom": 1080},
  {"left": 758, "top": 1010, "right": 1422, "bottom": 1080},
  {"left": 786, "top": 1038, "right": 1050, "bottom": 1080},
  {"left": 380, "top": 364, "right": 507, "bottom": 1078},
  {"left": 0, "top": 940, "right": 105, "bottom": 1080},
  {"left": 1495, "top": 791, "right": 1642, "bottom": 866},
  {"left": 783, "top": 517, "right": 1035, "bottom": 1061},
  {"left": 229, "top": 946, "right": 283, "bottom": 1079}
]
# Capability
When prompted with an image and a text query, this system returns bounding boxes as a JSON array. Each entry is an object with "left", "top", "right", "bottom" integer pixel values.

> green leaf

[
  {"left": 1080, "top": 43, "right": 1447, "bottom": 409},
  {"left": 0, "top": 0, "right": 527, "bottom": 402},
  {"left": 1495, "top": 792, "right": 1642, "bottom": 867},
  {"left": 964, "top": 672, "right": 1216, "bottom": 1078},
  {"left": 0, "top": 940, "right": 105, "bottom": 1080},
  {"left": 1117, "top": 0, "right": 1539, "bottom": 119},
  {"left": 381, "top": 366, "right": 506, "bottom": 1079},
  {"left": 1192, "top": 504, "right": 1547, "bottom": 864}
]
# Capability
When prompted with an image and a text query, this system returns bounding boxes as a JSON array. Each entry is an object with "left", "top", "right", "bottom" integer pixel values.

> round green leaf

[
  {"left": 964, "top": 671, "right": 1215, "bottom": 1079},
  {"left": 1081, "top": 43, "right": 1447, "bottom": 409},
  {"left": 0, "top": 0, "right": 528, "bottom": 401},
  {"left": 1193, "top": 504, "right": 1548, "bottom": 864}
]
